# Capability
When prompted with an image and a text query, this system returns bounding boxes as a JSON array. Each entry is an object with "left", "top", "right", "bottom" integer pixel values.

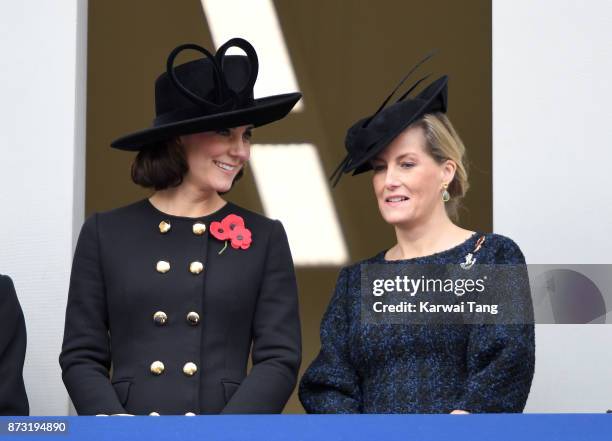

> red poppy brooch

[{"left": 210, "top": 214, "right": 252, "bottom": 254}]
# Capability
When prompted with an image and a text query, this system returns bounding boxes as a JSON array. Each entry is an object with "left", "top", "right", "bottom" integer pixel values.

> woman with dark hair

[
  {"left": 0, "top": 275, "right": 29, "bottom": 415},
  {"left": 59, "top": 38, "right": 302, "bottom": 415},
  {"left": 299, "top": 62, "right": 535, "bottom": 413}
]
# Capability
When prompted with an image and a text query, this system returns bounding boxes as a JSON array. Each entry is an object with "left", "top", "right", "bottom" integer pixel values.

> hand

[{"left": 450, "top": 409, "right": 470, "bottom": 414}]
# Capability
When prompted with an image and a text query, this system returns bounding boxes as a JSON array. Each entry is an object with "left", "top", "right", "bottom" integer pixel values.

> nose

[
  {"left": 229, "top": 136, "right": 250, "bottom": 162},
  {"left": 384, "top": 165, "right": 401, "bottom": 190}
]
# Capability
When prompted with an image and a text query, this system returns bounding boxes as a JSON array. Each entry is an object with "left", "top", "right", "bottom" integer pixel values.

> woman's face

[
  {"left": 371, "top": 125, "right": 455, "bottom": 227},
  {"left": 179, "top": 125, "right": 252, "bottom": 193}
]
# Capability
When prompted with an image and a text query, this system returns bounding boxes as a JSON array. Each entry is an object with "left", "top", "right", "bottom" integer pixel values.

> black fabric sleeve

[
  {"left": 298, "top": 267, "right": 362, "bottom": 413},
  {"left": 0, "top": 275, "right": 29, "bottom": 416},
  {"left": 457, "top": 238, "right": 535, "bottom": 413},
  {"left": 221, "top": 220, "right": 301, "bottom": 414},
  {"left": 59, "top": 214, "right": 126, "bottom": 415}
]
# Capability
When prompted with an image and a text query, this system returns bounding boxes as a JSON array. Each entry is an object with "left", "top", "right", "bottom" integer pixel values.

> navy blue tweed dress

[{"left": 299, "top": 233, "right": 535, "bottom": 413}]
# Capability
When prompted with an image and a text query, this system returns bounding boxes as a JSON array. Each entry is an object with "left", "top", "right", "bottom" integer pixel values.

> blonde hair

[{"left": 410, "top": 112, "right": 469, "bottom": 220}]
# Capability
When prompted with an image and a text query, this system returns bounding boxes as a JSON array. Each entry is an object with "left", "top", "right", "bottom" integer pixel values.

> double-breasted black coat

[
  {"left": 59, "top": 199, "right": 301, "bottom": 415},
  {"left": 0, "top": 275, "right": 29, "bottom": 415}
]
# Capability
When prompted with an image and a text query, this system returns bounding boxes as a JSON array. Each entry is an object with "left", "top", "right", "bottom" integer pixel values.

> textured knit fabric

[{"left": 299, "top": 232, "right": 535, "bottom": 413}]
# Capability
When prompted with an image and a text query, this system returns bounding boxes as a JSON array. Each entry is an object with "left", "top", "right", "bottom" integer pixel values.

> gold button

[
  {"left": 149, "top": 412, "right": 160, "bottom": 416},
  {"left": 153, "top": 311, "right": 168, "bottom": 326},
  {"left": 192, "top": 223, "right": 206, "bottom": 236},
  {"left": 186, "top": 312, "right": 200, "bottom": 325},
  {"left": 183, "top": 362, "right": 197, "bottom": 376},
  {"left": 185, "top": 412, "right": 196, "bottom": 416},
  {"left": 150, "top": 361, "right": 165, "bottom": 375},
  {"left": 158, "top": 220, "right": 171, "bottom": 234},
  {"left": 189, "top": 261, "right": 203, "bottom": 274},
  {"left": 156, "top": 261, "right": 170, "bottom": 273}
]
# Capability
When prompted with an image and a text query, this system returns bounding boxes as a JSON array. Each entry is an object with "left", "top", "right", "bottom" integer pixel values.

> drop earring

[{"left": 442, "top": 183, "right": 450, "bottom": 202}]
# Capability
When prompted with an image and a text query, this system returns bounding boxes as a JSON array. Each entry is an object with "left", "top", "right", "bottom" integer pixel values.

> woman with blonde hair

[{"left": 299, "top": 62, "right": 535, "bottom": 413}]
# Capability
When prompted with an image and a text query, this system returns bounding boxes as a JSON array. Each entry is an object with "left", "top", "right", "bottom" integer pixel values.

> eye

[
  {"left": 371, "top": 164, "right": 386, "bottom": 172},
  {"left": 216, "top": 128, "right": 231, "bottom": 136},
  {"left": 243, "top": 129, "right": 253, "bottom": 141},
  {"left": 400, "top": 162, "right": 415, "bottom": 169}
]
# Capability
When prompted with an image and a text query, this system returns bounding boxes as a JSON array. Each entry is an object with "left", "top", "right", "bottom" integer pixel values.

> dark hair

[{"left": 131, "top": 138, "right": 244, "bottom": 192}]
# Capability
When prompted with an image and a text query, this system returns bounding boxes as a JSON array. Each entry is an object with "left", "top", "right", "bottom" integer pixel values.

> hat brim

[
  {"left": 348, "top": 76, "right": 448, "bottom": 175},
  {"left": 111, "top": 92, "right": 301, "bottom": 151}
]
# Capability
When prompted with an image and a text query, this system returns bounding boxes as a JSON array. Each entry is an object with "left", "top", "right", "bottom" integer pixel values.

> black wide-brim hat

[
  {"left": 330, "top": 54, "right": 448, "bottom": 186},
  {"left": 111, "top": 38, "right": 301, "bottom": 150}
]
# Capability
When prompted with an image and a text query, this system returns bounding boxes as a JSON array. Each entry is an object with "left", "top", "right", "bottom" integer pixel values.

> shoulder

[
  {"left": 78, "top": 199, "right": 148, "bottom": 234},
  {"left": 0, "top": 274, "right": 15, "bottom": 296},
  {"left": 0, "top": 273, "right": 12, "bottom": 287},
  {"left": 224, "top": 204, "right": 288, "bottom": 250},
  {"left": 226, "top": 203, "right": 280, "bottom": 233},
  {"left": 482, "top": 233, "right": 526, "bottom": 264},
  {"left": 346, "top": 250, "right": 386, "bottom": 272},
  {"left": 0, "top": 274, "right": 20, "bottom": 316},
  {"left": 221, "top": 204, "right": 293, "bottom": 261},
  {"left": 93, "top": 199, "right": 149, "bottom": 224},
  {"left": 333, "top": 252, "right": 383, "bottom": 288}
]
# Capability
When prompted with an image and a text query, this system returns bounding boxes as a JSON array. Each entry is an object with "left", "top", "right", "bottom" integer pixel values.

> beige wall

[{"left": 87, "top": 0, "right": 491, "bottom": 413}]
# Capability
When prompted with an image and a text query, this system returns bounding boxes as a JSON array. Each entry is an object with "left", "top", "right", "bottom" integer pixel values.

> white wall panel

[
  {"left": 493, "top": 0, "right": 612, "bottom": 412},
  {"left": 0, "top": 0, "right": 87, "bottom": 415}
]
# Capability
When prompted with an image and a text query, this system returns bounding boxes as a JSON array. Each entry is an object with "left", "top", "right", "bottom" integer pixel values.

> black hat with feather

[{"left": 330, "top": 54, "right": 448, "bottom": 186}]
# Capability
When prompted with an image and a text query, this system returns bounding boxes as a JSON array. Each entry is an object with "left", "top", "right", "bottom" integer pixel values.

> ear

[{"left": 440, "top": 159, "right": 456, "bottom": 186}]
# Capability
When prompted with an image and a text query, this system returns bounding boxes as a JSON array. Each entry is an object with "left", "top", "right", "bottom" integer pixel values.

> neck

[
  {"left": 389, "top": 205, "right": 465, "bottom": 259},
  {"left": 149, "top": 182, "right": 226, "bottom": 218}
]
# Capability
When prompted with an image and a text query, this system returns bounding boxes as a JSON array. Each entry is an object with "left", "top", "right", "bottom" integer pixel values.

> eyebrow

[
  {"left": 228, "top": 125, "right": 254, "bottom": 132},
  {"left": 371, "top": 153, "right": 418, "bottom": 162},
  {"left": 397, "top": 153, "right": 418, "bottom": 161}
]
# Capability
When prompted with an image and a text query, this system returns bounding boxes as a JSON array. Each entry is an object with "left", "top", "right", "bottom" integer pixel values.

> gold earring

[{"left": 442, "top": 183, "right": 450, "bottom": 202}]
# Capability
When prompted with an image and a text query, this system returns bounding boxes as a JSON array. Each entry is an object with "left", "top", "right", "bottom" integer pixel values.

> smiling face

[
  {"left": 371, "top": 124, "right": 456, "bottom": 227},
  {"left": 179, "top": 125, "right": 252, "bottom": 193}
]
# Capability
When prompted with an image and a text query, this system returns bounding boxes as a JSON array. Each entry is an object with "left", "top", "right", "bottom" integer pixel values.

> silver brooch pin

[{"left": 460, "top": 253, "right": 476, "bottom": 270}]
